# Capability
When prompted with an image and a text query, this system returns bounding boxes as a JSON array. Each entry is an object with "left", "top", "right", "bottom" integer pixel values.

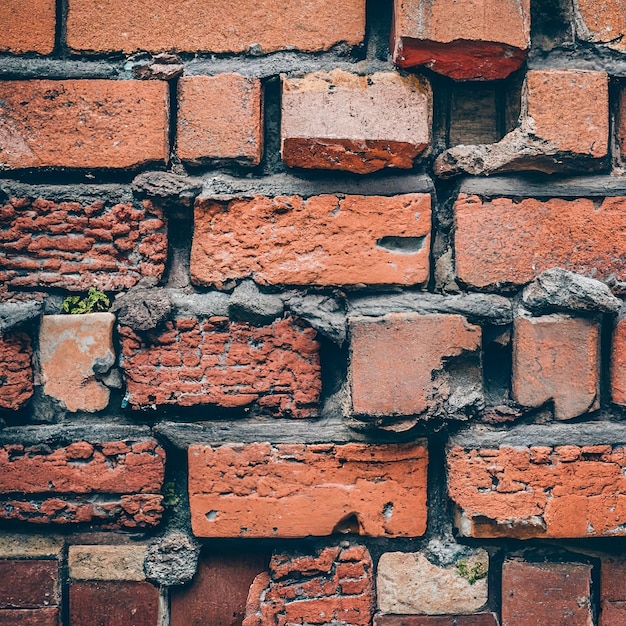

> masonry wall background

[{"left": 1, "top": 0, "right": 626, "bottom": 624}]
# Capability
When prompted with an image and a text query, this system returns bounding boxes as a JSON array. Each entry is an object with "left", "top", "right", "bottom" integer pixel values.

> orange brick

[
  {"left": 0, "top": 1, "right": 56, "bottom": 54},
  {"left": 189, "top": 442, "right": 428, "bottom": 538},
  {"left": 513, "top": 315, "right": 600, "bottom": 420},
  {"left": 455, "top": 195, "right": 626, "bottom": 288},
  {"left": 67, "top": 0, "right": 365, "bottom": 53},
  {"left": 191, "top": 193, "right": 431, "bottom": 288},
  {"left": 576, "top": 0, "right": 626, "bottom": 52},
  {"left": 281, "top": 70, "right": 431, "bottom": 173},
  {"left": 177, "top": 75, "right": 263, "bottom": 165},
  {"left": 392, "top": 0, "right": 530, "bottom": 79},
  {"left": 0, "top": 333, "right": 33, "bottom": 411},
  {"left": 612, "top": 317, "right": 626, "bottom": 406},
  {"left": 0, "top": 80, "right": 169, "bottom": 170}
]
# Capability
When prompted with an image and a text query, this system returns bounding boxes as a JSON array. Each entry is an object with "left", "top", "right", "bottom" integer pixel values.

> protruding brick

[
  {"left": 612, "top": 317, "right": 626, "bottom": 406},
  {"left": 448, "top": 443, "right": 626, "bottom": 538},
  {"left": 392, "top": 0, "right": 530, "bottom": 79},
  {"left": 0, "top": 560, "right": 59, "bottom": 608},
  {"left": 501, "top": 560, "right": 592, "bottom": 626},
  {"left": 69, "top": 545, "right": 148, "bottom": 581},
  {"left": 0, "top": 1, "right": 56, "bottom": 54},
  {"left": 67, "top": 0, "right": 365, "bottom": 54},
  {"left": 455, "top": 195, "right": 626, "bottom": 288},
  {"left": 349, "top": 313, "right": 482, "bottom": 422},
  {"left": 0, "top": 197, "right": 167, "bottom": 291},
  {"left": 191, "top": 193, "right": 431, "bottom": 287},
  {"left": 281, "top": 70, "right": 431, "bottom": 173},
  {"left": 120, "top": 316, "right": 321, "bottom": 418},
  {"left": 177, "top": 75, "right": 263, "bottom": 165},
  {"left": 39, "top": 313, "right": 115, "bottom": 413},
  {"left": 243, "top": 545, "right": 374, "bottom": 626},
  {"left": 0, "top": 333, "right": 33, "bottom": 411},
  {"left": 601, "top": 558, "right": 626, "bottom": 626},
  {"left": 189, "top": 442, "right": 428, "bottom": 538},
  {"left": 0, "top": 80, "right": 168, "bottom": 170},
  {"left": 513, "top": 315, "right": 600, "bottom": 420},
  {"left": 576, "top": 0, "right": 626, "bottom": 52}
]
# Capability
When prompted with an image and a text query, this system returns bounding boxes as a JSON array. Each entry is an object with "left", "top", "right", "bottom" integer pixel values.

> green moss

[
  {"left": 457, "top": 558, "right": 488, "bottom": 585},
  {"left": 61, "top": 288, "right": 110, "bottom": 314}
]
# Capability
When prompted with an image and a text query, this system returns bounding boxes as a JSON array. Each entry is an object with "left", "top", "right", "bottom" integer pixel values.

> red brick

[
  {"left": 120, "top": 317, "right": 321, "bottom": 418},
  {"left": 513, "top": 315, "right": 600, "bottom": 420},
  {"left": 0, "top": 1, "right": 56, "bottom": 54},
  {"left": 349, "top": 313, "right": 481, "bottom": 420},
  {"left": 600, "top": 602, "right": 626, "bottom": 626},
  {"left": 67, "top": 0, "right": 364, "bottom": 54},
  {"left": 281, "top": 70, "right": 431, "bottom": 173},
  {"left": 69, "top": 581, "right": 159, "bottom": 626},
  {"left": 170, "top": 551, "right": 268, "bottom": 626},
  {"left": 0, "top": 608, "right": 59, "bottom": 626},
  {"left": 612, "top": 317, "right": 626, "bottom": 406},
  {"left": 501, "top": 560, "right": 592, "bottom": 626},
  {"left": 576, "top": 0, "right": 626, "bottom": 52},
  {"left": 0, "top": 198, "right": 167, "bottom": 290},
  {"left": 0, "top": 333, "right": 33, "bottom": 411},
  {"left": 177, "top": 75, "right": 263, "bottom": 165},
  {"left": 392, "top": 0, "right": 530, "bottom": 79},
  {"left": 374, "top": 616, "right": 498, "bottom": 626},
  {"left": 454, "top": 195, "right": 626, "bottom": 289},
  {"left": 243, "top": 545, "right": 374, "bottom": 626},
  {"left": 448, "top": 443, "right": 626, "bottom": 538},
  {"left": 0, "top": 80, "right": 168, "bottom": 170},
  {"left": 191, "top": 193, "right": 431, "bottom": 288},
  {"left": 189, "top": 442, "right": 427, "bottom": 538},
  {"left": 0, "top": 560, "right": 59, "bottom": 608}
]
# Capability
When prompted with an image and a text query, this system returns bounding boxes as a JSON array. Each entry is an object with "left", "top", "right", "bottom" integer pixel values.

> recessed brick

[
  {"left": 0, "top": 80, "right": 168, "bottom": 170},
  {"left": 0, "top": 333, "right": 33, "bottom": 411},
  {"left": 612, "top": 317, "right": 626, "bottom": 406},
  {"left": 0, "top": 1, "right": 56, "bottom": 54},
  {"left": 0, "top": 197, "right": 167, "bottom": 291},
  {"left": 177, "top": 75, "right": 263, "bottom": 165},
  {"left": 513, "top": 315, "right": 600, "bottom": 420},
  {"left": 281, "top": 70, "right": 431, "bottom": 173},
  {"left": 69, "top": 581, "right": 159, "bottom": 626},
  {"left": 448, "top": 443, "right": 626, "bottom": 538},
  {"left": 191, "top": 193, "right": 431, "bottom": 288},
  {"left": 120, "top": 316, "right": 321, "bottom": 418},
  {"left": 392, "top": 0, "right": 530, "bottom": 79},
  {"left": 0, "top": 560, "right": 59, "bottom": 608},
  {"left": 454, "top": 195, "right": 626, "bottom": 289},
  {"left": 0, "top": 608, "right": 59, "bottom": 626},
  {"left": 67, "top": 0, "right": 364, "bottom": 54},
  {"left": 189, "top": 442, "right": 428, "bottom": 538},
  {"left": 349, "top": 313, "right": 482, "bottom": 421},
  {"left": 501, "top": 560, "right": 592, "bottom": 626}
]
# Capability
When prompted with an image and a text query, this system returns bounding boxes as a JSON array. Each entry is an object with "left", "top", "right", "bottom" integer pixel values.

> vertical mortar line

[
  {"left": 609, "top": 76, "right": 621, "bottom": 172},
  {"left": 495, "top": 79, "right": 507, "bottom": 140},
  {"left": 261, "top": 76, "right": 285, "bottom": 175},
  {"left": 168, "top": 76, "right": 180, "bottom": 168},
  {"left": 600, "top": 312, "right": 613, "bottom": 409},
  {"left": 55, "top": 0, "right": 68, "bottom": 57},
  {"left": 60, "top": 540, "right": 70, "bottom": 626},
  {"left": 157, "top": 585, "right": 170, "bottom": 626}
]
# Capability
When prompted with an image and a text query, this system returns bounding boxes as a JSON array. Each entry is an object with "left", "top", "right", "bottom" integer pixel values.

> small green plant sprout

[
  {"left": 61, "top": 288, "right": 110, "bottom": 314},
  {"left": 457, "top": 558, "right": 488, "bottom": 585}
]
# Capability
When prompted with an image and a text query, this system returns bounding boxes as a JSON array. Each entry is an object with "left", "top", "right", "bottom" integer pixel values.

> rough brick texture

[
  {"left": 576, "top": 0, "right": 626, "bottom": 52},
  {"left": 120, "top": 316, "right": 321, "bottom": 417},
  {"left": 0, "top": 1, "right": 56, "bottom": 54},
  {"left": 0, "top": 439, "right": 165, "bottom": 527},
  {"left": 0, "top": 560, "right": 59, "bottom": 608},
  {"left": 0, "top": 197, "right": 167, "bottom": 290},
  {"left": 0, "top": 608, "right": 59, "bottom": 625},
  {"left": 612, "top": 317, "right": 626, "bottom": 406},
  {"left": 454, "top": 195, "right": 626, "bottom": 289},
  {"left": 601, "top": 558, "right": 626, "bottom": 626},
  {"left": 501, "top": 560, "right": 593, "bottom": 626},
  {"left": 281, "top": 70, "right": 431, "bottom": 173},
  {"left": 0, "top": 80, "right": 169, "bottom": 170},
  {"left": 512, "top": 315, "right": 600, "bottom": 420},
  {"left": 0, "top": 333, "right": 33, "bottom": 411},
  {"left": 191, "top": 193, "right": 431, "bottom": 288},
  {"left": 349, "top": 313, "right": 482, "bottom": 421},
  {"left": 243, "top": 545, "right": 374, "bottom": 626},
  {"left": 189, "top": 442, "right": 428, "bottom": 538},
  {"left": 448, "top": 443, "right": 626, "bottom": 538},
  {"left": 392, "top": 0, "right": 530, "bottom": 79},
  {"left": 177, "top": 75, "right": 263, "bottom": 165},
  {"left": 66, "top": 0, "right": 365, "bottom": 53}
]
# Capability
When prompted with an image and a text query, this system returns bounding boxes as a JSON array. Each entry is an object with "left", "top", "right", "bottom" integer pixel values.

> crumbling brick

[
  {"left": 0, "top": 333, "right": 33, "bottom": 411},
  {"left": 612, "top": 317, "right": 626, "bottom": 406}
]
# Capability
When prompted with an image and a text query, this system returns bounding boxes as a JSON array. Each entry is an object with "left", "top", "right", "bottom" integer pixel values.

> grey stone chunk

[
  {"left": 144, "top": 532, "right": 200, "bottom": 586},
  {"left": 0, "top": 180, "right": 132, "bottom": 205},
  {"left": 112, "top": 287, "right": 173, "bottom": 331},
  {"left": 169, "top": 290, "right": 230, "bottom": 318},
  {"left": 0, "top": 424, "right": 153, "bottom": 446},
  {"left": 229, "top": 280, "right": 284, "bottom": 324},
  {"left": 522, "top": 268, "right": 621, "bottom": 315},
  {"left": 0, "top": 300, "right": 43, "bottom": 333},
  {"left": 283, "top": 292, "right": 347, "bottom": 344},
  {"left": 131, "top": 171, "right": 202, "bottom": 205}
]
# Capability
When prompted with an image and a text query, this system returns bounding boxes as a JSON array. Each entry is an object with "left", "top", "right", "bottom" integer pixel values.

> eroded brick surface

[
  {"left": 0, "top": 197, "right": 167, "bottom": 290},
  {"left": 191, "top": 193, "right": 431, "bottom": 288},
  {"left": 0, "top": 333, "right": 33, "bottom": 411},
  {"left": 448, "top": 444, "right": 626, "bottom": 538},
  {"left": 576, "top": 0, "right": 626, "bottom": 52},
  {"left": 454, "top": 195, "right": 626, "bottom": 289},
  {"left": 189, "top": 442, "right": 428, "bottom": 538},
  {"left": 120, "top": 316, "right": 321, "bottom": 418},
  {"left": 612, "top": 317, "right": 626, "bottom": 406},
  {"left": 243, "top": 545, "right": 374, "bottom": 626},
  {"left": 0, "top": 1, "right": 56, "bottom": 54}
]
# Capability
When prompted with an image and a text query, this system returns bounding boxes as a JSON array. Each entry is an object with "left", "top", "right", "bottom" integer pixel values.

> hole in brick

[
  {"left": 206, "top": 510, "right": 218, "bottom": 522},
  {"left": 376, "top": 236, "right": 426, "bottom": 254},
  {"left": 483, "top": 325, "right": 513, "bottom": 404},
  {"left": 383, "top": 502, "right": 394, "bottom": 520},
  {"left": 333, "top": 512, "right": 362, "bottom": 535}
]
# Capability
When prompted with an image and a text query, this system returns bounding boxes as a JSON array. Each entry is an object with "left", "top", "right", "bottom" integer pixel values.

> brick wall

[{"left": 2, "top": 0, "right": 626, "bottom": 624}]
